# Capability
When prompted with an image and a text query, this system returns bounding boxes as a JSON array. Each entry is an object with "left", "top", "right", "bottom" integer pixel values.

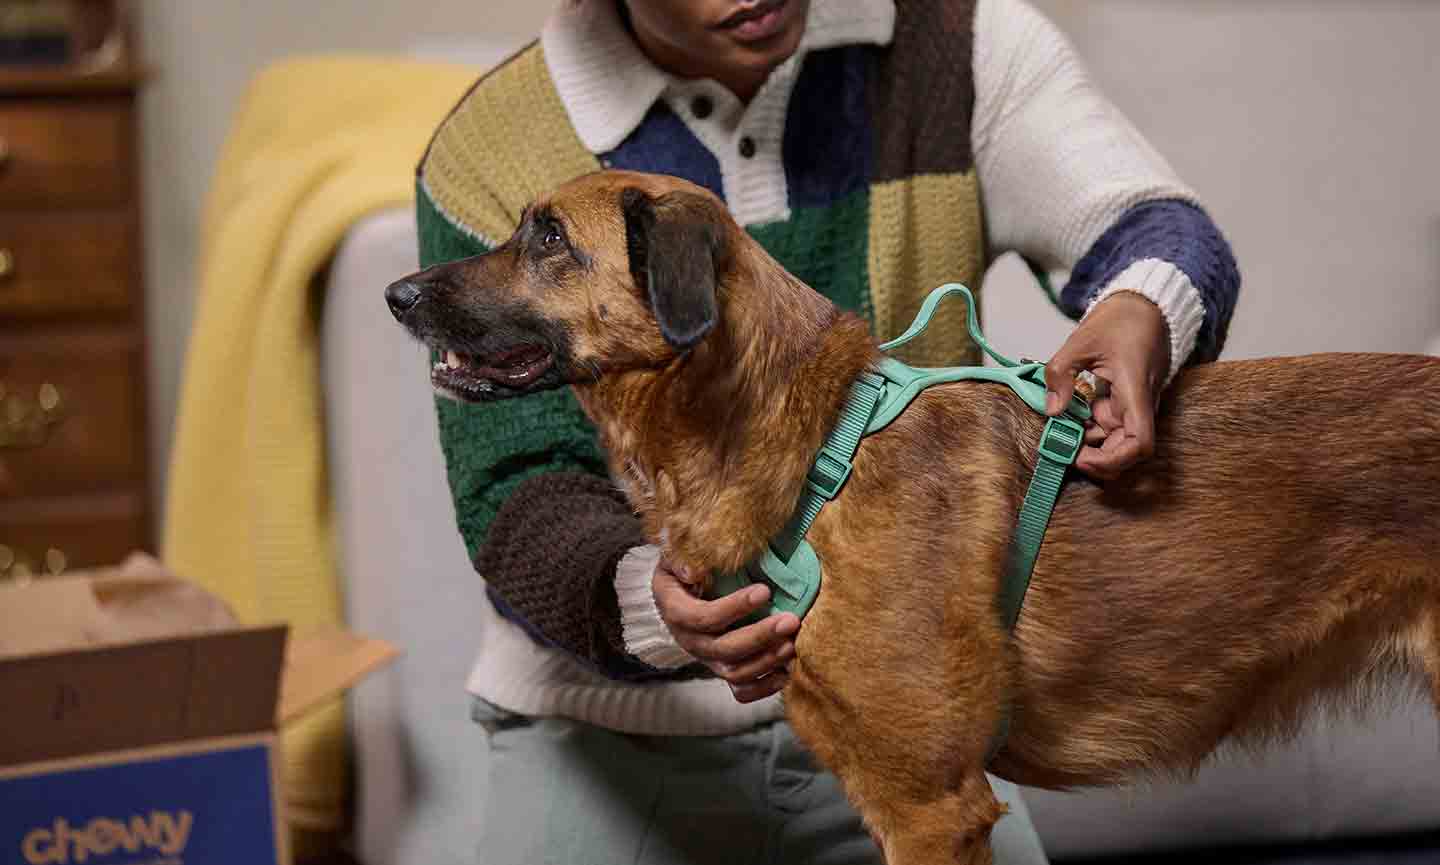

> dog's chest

[{"left": 619, "top": 458, "right": 655, "bottom": 504}]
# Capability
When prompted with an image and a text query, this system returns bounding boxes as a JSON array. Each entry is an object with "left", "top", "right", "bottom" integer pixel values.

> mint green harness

[{"left": 713, "top": 282, "right": 1091, "bottom": 642}]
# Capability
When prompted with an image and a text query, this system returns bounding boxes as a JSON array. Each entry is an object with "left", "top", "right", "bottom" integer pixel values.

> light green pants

[{"left": 472, "top": 699, "right": 1050, "bottom": 865}]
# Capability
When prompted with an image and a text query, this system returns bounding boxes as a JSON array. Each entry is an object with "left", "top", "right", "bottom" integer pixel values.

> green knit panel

[
  {"left": 417, "top": 182, "right": 608, "bottom": 560},
  {"left": 417, "top": 179, "right": 489, "bottom": 266},
  {"left": 746, "top": 187, "right": 872, "bottom": 323}
]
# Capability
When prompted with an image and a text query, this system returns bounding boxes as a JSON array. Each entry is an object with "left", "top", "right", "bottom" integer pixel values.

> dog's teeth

[{"left": 446, "top": 350, "right": 461, "bottom": 369}]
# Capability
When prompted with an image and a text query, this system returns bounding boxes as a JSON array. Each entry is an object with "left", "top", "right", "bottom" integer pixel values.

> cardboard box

[{"left": 0, "top": 556, "right": 398, "bottom": 865}]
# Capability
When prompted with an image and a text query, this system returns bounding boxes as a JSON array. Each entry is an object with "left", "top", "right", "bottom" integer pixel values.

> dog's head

[{"left": 386, "top": 170, "right": 734, "bottom": 402}]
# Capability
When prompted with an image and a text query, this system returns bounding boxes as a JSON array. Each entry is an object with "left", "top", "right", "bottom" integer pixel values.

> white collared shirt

[{"left": 542, "top": 0, "right": 894, "bottom": 226}]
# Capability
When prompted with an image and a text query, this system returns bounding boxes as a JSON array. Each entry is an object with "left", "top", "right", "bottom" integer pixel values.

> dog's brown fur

[{"left": 391, "top": 170, "right": 1440, "bottom": 864}]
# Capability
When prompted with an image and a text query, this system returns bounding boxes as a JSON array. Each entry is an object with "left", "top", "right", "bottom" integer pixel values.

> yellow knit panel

[
  {"left": 867, "top": 172, "right": 986, "bottom": 367},
  {"left": 422, "top": 43, "right": 600, "bottom": 242}
]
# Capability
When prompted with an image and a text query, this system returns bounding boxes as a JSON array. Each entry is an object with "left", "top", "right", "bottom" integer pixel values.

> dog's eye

[{"left": 542, "top": 227, "right": 562, "bottom": 249}]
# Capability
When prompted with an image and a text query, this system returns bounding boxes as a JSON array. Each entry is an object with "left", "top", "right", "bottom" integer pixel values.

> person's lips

[{"left": 716, "top": 0, "right": 791, "bottom": 43}]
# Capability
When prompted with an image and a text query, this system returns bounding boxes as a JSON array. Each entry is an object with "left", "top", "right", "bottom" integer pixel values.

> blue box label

[{"left": 1, "top": 740, "right": 280, "bottom": 865}]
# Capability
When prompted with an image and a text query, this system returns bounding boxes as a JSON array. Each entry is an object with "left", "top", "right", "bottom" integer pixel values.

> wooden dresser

[{"left": 0, "top": 56, "right": 150, "bottom": 579}]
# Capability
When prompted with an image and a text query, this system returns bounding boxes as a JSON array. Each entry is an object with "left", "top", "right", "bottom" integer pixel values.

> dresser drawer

[
  {"left": 0, "top": 492, "right": 145, "bottom": 575},
  {"left": 0, "top": 99, "right": 132, "bottom": 208},
  {"left": 0, "top": 328, "right": 142, "bottom": 497},
  {"left": 0, "top": 210, "right": 135, "bottom": 317}
]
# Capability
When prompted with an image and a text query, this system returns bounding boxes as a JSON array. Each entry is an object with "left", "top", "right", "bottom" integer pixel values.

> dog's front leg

[{"left": 872, "top": 771, "right": 1003, "bottom": 865}]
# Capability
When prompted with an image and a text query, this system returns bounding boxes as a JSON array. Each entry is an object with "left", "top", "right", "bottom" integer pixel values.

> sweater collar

[{"left": 541, "top": 0, "right": 896, "bottom": 154}]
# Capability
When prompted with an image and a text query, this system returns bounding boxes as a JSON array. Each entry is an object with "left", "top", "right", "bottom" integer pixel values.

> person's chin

[
  {"left": 721, "top": 0, "right": 807, "bottom": 63},
  {"left": 727, "top": 24, "right": 804, "bottom": 73}
]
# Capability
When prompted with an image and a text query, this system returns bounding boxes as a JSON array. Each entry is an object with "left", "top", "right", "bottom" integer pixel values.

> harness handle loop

[{"left": 877, "top": 283, "right": 1021, "bottom": 369}]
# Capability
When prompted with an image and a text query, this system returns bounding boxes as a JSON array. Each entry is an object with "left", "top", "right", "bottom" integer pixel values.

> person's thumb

[{"left": 1044, "top": 337, "right": 1091, "bottom": 416}]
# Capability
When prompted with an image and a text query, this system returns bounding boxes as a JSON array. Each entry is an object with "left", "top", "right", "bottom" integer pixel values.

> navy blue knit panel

[
  {"left": 1059, "top": 199, "right": 1241, "bottom": 364},
  {"left": 603, "top": 101, "right": 725, "bottom": 201},
  {"left": 784, "top": 46, "right": 873, "bottom": 209}
]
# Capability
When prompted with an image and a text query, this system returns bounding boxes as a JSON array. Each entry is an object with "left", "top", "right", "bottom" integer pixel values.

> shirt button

[
  {"left": 691, "top": 95, "right": 714, "bottom": 119},
  {"left": 739, "top": 136, "right": 757, "bottom": 159}
]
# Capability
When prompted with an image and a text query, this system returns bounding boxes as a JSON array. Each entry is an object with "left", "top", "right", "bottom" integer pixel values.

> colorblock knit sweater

[{"left": 416, "top": 0, "right": 1240, "bottom": 732}]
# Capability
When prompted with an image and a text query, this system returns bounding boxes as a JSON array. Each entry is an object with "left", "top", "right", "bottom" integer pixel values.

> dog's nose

[{"left": 385, "top": 279, "right": 424, "bottom": 320}]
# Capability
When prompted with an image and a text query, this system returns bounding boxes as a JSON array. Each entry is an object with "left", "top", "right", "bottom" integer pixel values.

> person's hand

[
  {"left": 652, "top": 558, "right": 799, "bottom": 703},
  {"left": 1043, "top": 291, "right": 1171, "bottom": 480}
]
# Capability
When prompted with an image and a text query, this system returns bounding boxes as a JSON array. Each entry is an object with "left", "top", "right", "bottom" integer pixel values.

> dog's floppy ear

[{"left": 621, "top": 186, "right": 726, "bottom": 351}]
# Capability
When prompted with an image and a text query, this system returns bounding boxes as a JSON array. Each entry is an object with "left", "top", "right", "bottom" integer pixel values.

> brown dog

[{"left": 386, "top": 169, "right": 1440, "bottom": 864}]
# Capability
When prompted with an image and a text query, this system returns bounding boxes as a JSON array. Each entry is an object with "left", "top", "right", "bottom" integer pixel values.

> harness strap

[
  {"left": 985, "top": 415, "right": 1083, "bottom": 766},
  {"left": 1001, "top": 416, "right": 1084, "bottom": 631},
  {"left": 714, "top": 282, "right": 1087, "bottom": 655},
  {"left": 710, "top": 371, "right": 886, "bottom": 622},
  {"left": 772, "top": 370, "right": 887, "bottom": 562}
]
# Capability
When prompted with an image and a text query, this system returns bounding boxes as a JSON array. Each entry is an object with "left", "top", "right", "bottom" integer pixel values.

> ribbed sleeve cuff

[
  {"left": 1085, "top": 258, "right": 1205, "bottom": 386},
  {"left": 616, "top": 545, "right": 696, "bottom": 670}
]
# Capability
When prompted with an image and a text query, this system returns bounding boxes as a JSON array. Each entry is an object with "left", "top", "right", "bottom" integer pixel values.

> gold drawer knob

[
  {"left": 0, "top": 248, "right": 14, "bottom": 281},
  {"left": 10, "top": 560, "right": 33, "bottom": 585},
  {"left": 0, "top": 545, "right": 32, "bottom": 586},
  {"left": 0, "top": 546, "right": 65, "bottom": 582},
  {"left": 38, "top": 382, "right": 60, "bottom": 414},
  {"left": 3, "top": 392, "right": 24, "bottom": 428},
  {"left": 0, "top": 382, "right": 66, "bottom": 449}
]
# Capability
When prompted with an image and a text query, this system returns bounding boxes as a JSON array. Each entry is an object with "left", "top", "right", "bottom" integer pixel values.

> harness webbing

[
  {"left": 771, "top": 370, "right": 887, "bottom": 563},
  {"left": 714, "top": 283, "right": 1089, "bottom": 634},
  {"left": 709, "top": 282, "right": 1090, "bottom": 762}
]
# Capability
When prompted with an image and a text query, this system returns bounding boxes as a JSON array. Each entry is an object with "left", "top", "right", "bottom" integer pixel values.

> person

[{"left": 412, "top": 0, "right": 1240, "bottom": 862}]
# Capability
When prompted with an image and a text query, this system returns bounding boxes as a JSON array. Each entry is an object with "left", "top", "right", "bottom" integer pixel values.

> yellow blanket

[{"left": 163, "top": 55, "right": 477, "bottom": 852}]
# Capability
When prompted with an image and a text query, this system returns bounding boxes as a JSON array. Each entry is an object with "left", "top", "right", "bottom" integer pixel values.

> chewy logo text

[{"left": 21, "top": 810, "right": 193, "bottom": 864}]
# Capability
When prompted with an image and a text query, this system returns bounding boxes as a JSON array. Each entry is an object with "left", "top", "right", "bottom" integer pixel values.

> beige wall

[
  {"left": 136, "top": 0, "right": 558, "bottom": 524},
  {"left": 983, "top": 0, "right": 1440, "bottom": 366}
]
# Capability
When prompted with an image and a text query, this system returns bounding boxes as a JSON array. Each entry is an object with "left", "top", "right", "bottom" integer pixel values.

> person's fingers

[
  {"left": 690, "top": 613, "right": 797, "bottom": 665},
  {"left": 1076, "top": 393, "right": 1117, "bottom": 471},
  {"left": 653, "top": 570, "right": 769, "bottom": 636},
  {"left": 1089, "top": 393, "right": 1125, "bottom": 432},
  {"left": 729, "top": 670, "right": 790, "bottom": 704},
  {"left": 1076, "top": 429, "right": 1140, "bottom": 480},
  {"left": 1109, "top": 367, "right": 1157, "bottom": 461},
  {"left": 1044, "top": 339, "right": 1092, "bottom": 417},
  {"left": 1075, "top": 369, "right": 1156, "bottom": 477},
  {"left": 718, "top": 640, "right": 796, "bottom": 684}
]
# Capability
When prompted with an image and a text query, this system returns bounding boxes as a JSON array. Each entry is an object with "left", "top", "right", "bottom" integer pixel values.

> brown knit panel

[
  {"left": 476, "top": 471, "right": 646, "bottom": 669},
  {"left": 868, "top": 0, "right": 978, "bottom": 181}
]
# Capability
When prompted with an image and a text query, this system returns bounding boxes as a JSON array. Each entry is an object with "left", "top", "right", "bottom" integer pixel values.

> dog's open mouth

[{"left": 431, "top": 344, "right": 554, "bottom": 400}]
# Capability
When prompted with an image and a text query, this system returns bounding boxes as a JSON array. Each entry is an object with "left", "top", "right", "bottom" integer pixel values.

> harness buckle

[
  {"left": 807, "top": 449, "right": 853, "bottom": 500},
  {"left": 1037, "top": 417, "right": 1085, "bottom": 466}
]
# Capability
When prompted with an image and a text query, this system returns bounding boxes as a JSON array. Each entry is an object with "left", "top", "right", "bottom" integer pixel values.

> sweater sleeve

[
  {"left": 971, "top": 0, "right": 1240, "bottom": 374},
  {"left": 476, "top": 471, "right": 691, "bottom": 679}
]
